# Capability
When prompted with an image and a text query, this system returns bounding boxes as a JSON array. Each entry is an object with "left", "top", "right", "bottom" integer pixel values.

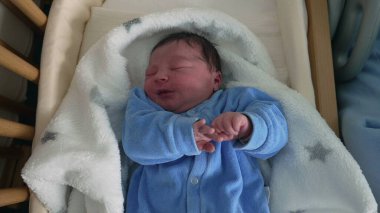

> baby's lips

[{"left": 156, "top": 89, "right": 174, "bottom": 95}]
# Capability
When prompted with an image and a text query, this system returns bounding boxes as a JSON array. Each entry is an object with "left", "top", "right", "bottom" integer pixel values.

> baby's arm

[
  {"left": 212, "top": 87, "right": 288, "bottom": 159},
  {"left": 123, "top": 88, "right": 200, "bottom": 165}
]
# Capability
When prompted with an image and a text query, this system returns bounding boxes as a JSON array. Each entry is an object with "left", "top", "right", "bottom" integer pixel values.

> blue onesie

[{"left": 122, "top": 86, "right": 288, "bottom": 213}]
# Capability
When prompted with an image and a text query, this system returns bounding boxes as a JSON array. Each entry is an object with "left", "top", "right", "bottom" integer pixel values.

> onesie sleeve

[
  {"left": 227, "top": 87, "right": 288, "bottom": 159},
  {"left": 122, "top": 88, "right": 201, "bottom": 165}
]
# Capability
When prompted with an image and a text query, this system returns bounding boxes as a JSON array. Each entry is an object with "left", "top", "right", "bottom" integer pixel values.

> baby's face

[{"left": 144, "top": 40, "right": 221, "bottom": 113}]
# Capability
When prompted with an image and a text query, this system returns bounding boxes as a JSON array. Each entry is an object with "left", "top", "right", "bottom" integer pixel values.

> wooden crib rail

[
  {"left": 0, "top": 118, "right": 35, "bottom": 141},
  {"left": 0, "top": 42, "right": 40, "bottom": 84},
  {"left": 0, "top": 187, "right": 29, "bottom": 207},
  {"left": 0, "top": 0, "right": 47, "bottom": 32}
]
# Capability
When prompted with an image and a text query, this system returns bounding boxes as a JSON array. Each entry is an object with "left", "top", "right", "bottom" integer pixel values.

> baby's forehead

[
  {"left": 155, "top": 39, "right": 202, "bottom": 52},
  {"left": 150, "top": 40, "right": 204, "bottom": 61}
]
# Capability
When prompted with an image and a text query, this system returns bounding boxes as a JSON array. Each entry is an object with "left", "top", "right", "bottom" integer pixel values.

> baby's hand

[
  {"left": 193, "top": 119, "right": 223, "bottom": 153},
  {"left": 211, "top": 112, "right": 252, "bottom": 142}
]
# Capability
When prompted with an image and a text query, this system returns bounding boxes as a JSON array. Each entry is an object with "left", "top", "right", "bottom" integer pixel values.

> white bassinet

[{"left": 1, "top": 0, "right": 376, "bottom": 212}]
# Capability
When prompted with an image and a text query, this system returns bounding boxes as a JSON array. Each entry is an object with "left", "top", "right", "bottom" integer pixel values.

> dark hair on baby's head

[{"left": 151, "top": 32, "right": 221, "bottom": 72}]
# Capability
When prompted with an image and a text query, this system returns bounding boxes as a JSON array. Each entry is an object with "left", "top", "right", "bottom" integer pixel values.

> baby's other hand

[
  {"left": 211, "top": 112, "right": 252, "bottom": 141},
  {"left": 193, "top": 119, "right": 223, "bottom": 153}
]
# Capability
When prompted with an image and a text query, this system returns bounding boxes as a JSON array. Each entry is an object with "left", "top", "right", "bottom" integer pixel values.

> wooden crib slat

[
  {"left": 0, "top": 43, "right": 39, "bottom": 84},
  {"left": 0, "top": 118, "right": 35, "bottom": 141},
  {"left": 0, "top": 187, "right": 29, "bottom": 207},
  {"left": 305, "top": 0, "right": 339, "bottom": 136},
  {"left": 1, "top": 0, "right": 47, "bottom": 32}
]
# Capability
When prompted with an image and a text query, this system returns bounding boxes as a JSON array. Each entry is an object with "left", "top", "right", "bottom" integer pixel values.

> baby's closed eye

[
  {"left": 170, "top": 66, "right": 193, "bottom": 71},
  {"left": 145, "top": 67, "right": 158, "bottom": 77}
]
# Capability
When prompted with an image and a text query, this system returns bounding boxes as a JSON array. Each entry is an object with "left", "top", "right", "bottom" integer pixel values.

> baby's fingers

[
  {"left": 212, "top": 131, "right": 234, "bottom": 142},
  {"left": 194, "top": 119, "right": 217, "bottom": 135},
  {"left": 231, "top": 116, "right": 245, "bottom": 133},
  {"left": 199, "top": 123, "right": 216, "bottom": 135},
  {"left": 200, "top": 127, "right": 224, "bottom": 142},
  {"left": 212, "top": 119, "right": 238, "bottom": 136},
  {"left": 196, "top": 140, "right": 215, "bottom": 153},
  {"left": 193, "top": 119, "right": 206, "bottom": 130}
]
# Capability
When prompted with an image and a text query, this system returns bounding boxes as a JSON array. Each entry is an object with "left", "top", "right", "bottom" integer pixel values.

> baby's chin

[
  {"left": 146, "top": 90, "right": 214, "bottom": 113},
  {"left": 154, "top": 100, "right": 197, "bottom": 113},
  {"left": 162, "top": 104, "right": 193, "bottom": 114}
]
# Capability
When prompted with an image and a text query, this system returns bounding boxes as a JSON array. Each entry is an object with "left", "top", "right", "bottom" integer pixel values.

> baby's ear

[{"left": 213, "top": 71, "right": 222, "bottom": 91}]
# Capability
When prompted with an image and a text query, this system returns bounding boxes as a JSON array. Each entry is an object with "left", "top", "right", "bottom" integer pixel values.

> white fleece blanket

[{"left": 22, "top": 8, "right": 377, "bottom": 213}]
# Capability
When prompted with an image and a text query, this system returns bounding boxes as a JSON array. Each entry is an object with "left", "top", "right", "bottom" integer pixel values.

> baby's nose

[{"left": 155, "top": 71, "right": 169, "bottom": 81}]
